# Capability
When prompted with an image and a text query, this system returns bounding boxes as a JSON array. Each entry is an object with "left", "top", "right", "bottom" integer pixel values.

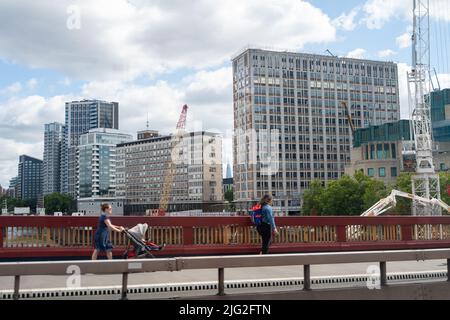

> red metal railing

[{"left": 1, "top": 216, "right": 450, "bottom": 259}]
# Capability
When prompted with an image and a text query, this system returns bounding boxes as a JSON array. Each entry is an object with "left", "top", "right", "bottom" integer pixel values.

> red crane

[{"left": 156, "top": 105, "right": 189, "bottom": 216}]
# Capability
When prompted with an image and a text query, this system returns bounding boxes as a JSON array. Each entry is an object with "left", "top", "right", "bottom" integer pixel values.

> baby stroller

[{"left": 122, "top": 223, "right": 165, "bottom": 259}]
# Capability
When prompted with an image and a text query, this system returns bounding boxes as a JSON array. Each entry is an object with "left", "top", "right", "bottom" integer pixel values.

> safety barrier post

[
  {"left": 303, "top": 265, "right": 311, "bottom": 290},
  {"left": 121, "top": 273, "right": 128, "bottom": 300},
  {"left": 13, "top": 275, "right": 20, "bottom": 300},
  {"left": 218, "top": 268, "right": 225, "bottom": 296},
  {"left": 380, "top": 261, "right": 387, "bottom": 286}
]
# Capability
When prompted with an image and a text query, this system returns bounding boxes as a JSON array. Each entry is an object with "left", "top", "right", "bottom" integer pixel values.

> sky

[{"left": 0, "top": 0, "right": 450, "bottom": 188}]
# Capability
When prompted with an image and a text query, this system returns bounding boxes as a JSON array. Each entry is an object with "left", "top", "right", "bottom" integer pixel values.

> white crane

[
  {"left": 361, "top": 190, "right": 450, "bottom": 217},
  {"left": 359, "top": 0, "right": 447, "bottom": 217}
]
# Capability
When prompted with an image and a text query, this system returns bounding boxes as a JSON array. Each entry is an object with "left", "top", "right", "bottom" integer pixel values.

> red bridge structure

[{"left": 1, "top": 216, "right": 450, "bottom": 260}]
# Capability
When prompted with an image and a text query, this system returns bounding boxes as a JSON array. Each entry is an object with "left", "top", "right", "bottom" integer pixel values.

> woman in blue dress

[{"left": 91, "top": 203, "right": 124, "bottom": 260}]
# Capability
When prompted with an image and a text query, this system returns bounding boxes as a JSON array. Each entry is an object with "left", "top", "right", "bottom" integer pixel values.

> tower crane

[
  {"left": 360, "top": 0, "right": 446, "bottom": 217},
  {"left": 149, "top": 104, "right": 188, "bottom": 216}
]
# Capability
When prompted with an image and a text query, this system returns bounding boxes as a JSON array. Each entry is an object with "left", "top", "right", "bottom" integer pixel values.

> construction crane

[
  {"left": 340, "top": 101, "right": 355, "bottom": 134},
  {"left": 361, "top": 190, "right": 450, "bottom": 217},
  {"left": 360, "top": 0, "right": 446, "bottom": 217},
  {"left": 151, "top": 104, "right": 188, "bottom": 216}
]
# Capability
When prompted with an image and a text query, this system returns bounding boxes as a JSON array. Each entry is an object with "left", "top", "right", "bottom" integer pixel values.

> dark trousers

[{"left": 256, "top": 223, "right": 272, "bottom": 254}]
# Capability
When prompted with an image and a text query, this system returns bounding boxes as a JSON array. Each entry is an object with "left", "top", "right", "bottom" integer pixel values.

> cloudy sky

[{"left": 0, "top": 0, "right": 450, "bottom": 188}]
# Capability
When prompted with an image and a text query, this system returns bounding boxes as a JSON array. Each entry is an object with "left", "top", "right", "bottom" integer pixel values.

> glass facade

[
  {"left": 77, "top": 129, "right": 132, "bottom": 199},
  {"left": 17, "top": 155, "right": 43, "bottom": 209},
  {"left": 431, "top": 89, "right": 450, "bottom": 142},
  {"left": 62, "top": 100, "right": 119, "bottom": 198}
]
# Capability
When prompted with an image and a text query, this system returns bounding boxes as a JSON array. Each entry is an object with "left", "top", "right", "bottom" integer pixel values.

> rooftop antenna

[{"left": 146, "top": 113, "right": 149, "bottom": 129}]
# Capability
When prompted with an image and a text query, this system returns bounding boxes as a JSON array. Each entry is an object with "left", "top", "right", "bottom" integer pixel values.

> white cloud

[
  {"left": 396, "top": 32, "right": 411, "bottom": 49},
  {"left": 332, "top": 7, "right": 360, "bottom": 31},
  {"left": 377, "top": 49, "right": 397, "bottom": 58},
  {"left": 0, "top": 66, "right": 235, "bottom": 186},
  {"left": 435, "top": 73, "right": 450, "bottom": 89},
  {"left": 361, "top": 0, "right": 450, "bottom": 30},
  {"left": 346, "top": 48, "right": 367, "bottom": 59},
  {"left": 27, "top": 78, "right": 38, "bottom": 90},
  {"left": 0, "top": 0, "right": 336, "bottom": 82},
  {"left": 0, "top": 82, "right": 22, "bottom": 95}
]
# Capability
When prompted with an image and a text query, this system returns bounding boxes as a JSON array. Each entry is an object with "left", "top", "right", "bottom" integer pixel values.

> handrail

[{"left": 1, "top": 249, "right": 450, "bottom": 300}]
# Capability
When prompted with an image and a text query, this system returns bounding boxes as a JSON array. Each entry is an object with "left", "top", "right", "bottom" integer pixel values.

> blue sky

[{"left": 0, "top": 0, "right": 449, "bottom": 188}]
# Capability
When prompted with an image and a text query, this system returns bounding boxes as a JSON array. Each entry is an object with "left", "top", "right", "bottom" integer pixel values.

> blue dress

[{"left": 94, "top": 214, "right": 113, "bottom": 252}]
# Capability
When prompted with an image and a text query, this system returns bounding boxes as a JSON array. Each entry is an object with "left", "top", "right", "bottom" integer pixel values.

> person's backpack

[{"left": 250, "top": 203, "right": 263, "bottom": 225}]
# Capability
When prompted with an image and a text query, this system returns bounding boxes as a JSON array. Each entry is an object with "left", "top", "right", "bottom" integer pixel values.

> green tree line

[{"left": 302, "top": 171, "right": 450, "bottom": 216}]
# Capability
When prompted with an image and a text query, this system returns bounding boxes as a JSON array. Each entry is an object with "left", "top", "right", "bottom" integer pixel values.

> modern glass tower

[
  {"left": 232, "top": 48, "right": 400, "bottom": 214},
  {"left": 60, "top": 100, "right": 119, "bottom": 198},
  {"left": 77, "top": 128, "right": 132, "bottom": 199},
  {"left": 43, "top": 122, "right": 65, "bottom": 195},
  {"left": 17, "top": 155, "right": 43, "bottom": 210}
]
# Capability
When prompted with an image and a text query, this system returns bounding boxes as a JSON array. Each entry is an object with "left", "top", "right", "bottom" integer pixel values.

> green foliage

[
  {"left": 224, "top": 189, "right": 234, "bottom": 203},
  {"left": 301, "top": 172, "right": 389, "bottom": 216},
  {"left": 301, "top": 180, "right": 324, "bottom": 215},
  {"left": 321, "top": 175, "right": 365, "bottom": 215},
  {"left": 439, "top": 172, "right": 450, "bottom": 206},
  {"left": 392, "top": 172, "right": 412, "bottom": 214},
  {"left": 0, "top": 195, "right": 31, "bottom": 212},
  {"left": 44, "top": 193, "right": 76, "bottom": 214},
  {"left": 300, "top": 171, "right": 450, "bottom": 216}
]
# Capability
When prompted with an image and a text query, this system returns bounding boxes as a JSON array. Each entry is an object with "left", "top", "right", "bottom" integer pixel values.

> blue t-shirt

[{"left": 262, "top": 205, "right": 276, "bottom": 230}]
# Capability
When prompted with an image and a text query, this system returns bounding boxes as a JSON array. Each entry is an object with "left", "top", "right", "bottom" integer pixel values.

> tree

[
  {"left": 44, "top": 193, "right": 76, "bottom": 214},
  {"left": 439, "top": 172, "right": 450, "bottom": 206},
  {"left": 321, "top": 175, "right": 364, "bottom": 215},
  {"left": 224, "top": 189, "right": 235, "bottom": 211},
  {"left": 301, "top": 180, "right": 325, "bottom": 215},
  {"left": 0, "top": 195, "right": 30, "bottom": 212},
  {"left": 224, "top": 189, "right": 234, "bottom": 203}
]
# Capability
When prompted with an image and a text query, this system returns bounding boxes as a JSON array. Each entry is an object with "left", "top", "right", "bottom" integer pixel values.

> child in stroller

[{"left": 122, "top": 223, "right": 165, "bottom": 259}]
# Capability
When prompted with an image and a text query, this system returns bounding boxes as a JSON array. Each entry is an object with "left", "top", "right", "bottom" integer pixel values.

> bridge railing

[
  {"left": 0, "top": 248, "right": 449, "bottom": 299},
  {"left": 2, "top": 216, "right": 450, "bottom": 258}
]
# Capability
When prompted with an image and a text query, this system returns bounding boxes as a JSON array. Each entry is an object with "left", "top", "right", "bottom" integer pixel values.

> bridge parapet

[{"left": 1, "top": 216, "right": 450, "bottom": 258}]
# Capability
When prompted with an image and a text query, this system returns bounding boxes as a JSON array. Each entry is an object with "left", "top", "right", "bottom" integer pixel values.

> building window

[
  {"left": 391, "top": 167, "right": 397, "bottom": 177},
  {"left": 377, "top": 144, "right": 383, "bottom": 159},
  {"left": 379, "top": 167, "right": 386, "bottom": 177},
  {"left": 368, "top": 168, "right": 374, "bottom": 177},
  {"left": 440, "top": 163, "right": 447, "bottom": 171}
]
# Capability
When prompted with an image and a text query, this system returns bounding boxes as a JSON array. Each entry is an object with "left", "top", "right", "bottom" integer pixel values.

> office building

[
  {"left": 232, "top": 48, "right": 400, "bottom": 214},
  {"left": 116, "top": 131, "right": 224, "bottom": 215},
  {"left": 431, "top": 88, "right": 450, "bottom": 142}
]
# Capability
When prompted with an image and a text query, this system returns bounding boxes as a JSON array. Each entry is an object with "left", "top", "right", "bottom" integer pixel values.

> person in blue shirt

[
  {"left": 257, "top": 194, "right": 279, "bottom": 254},
  {"left": 91, "top": 203, "right": 124, "bottom": 260}
]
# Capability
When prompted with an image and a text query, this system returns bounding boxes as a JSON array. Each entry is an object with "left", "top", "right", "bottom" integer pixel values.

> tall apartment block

[
  {"left": 77, "top": 128, "right": 132, "bottom": 198},
  {"left": 17, "top": 155, "right": 43, "bottom": 211},
  {"left": 43, "top": 122, "right": 65, "bottom": 195},
  {"left": 60, "top": 100, "right": 119, "bottom": 198},
  {"left": 116, "top": 131, "right": 223, "bottom": 215},
  {"left": 232, "top": 48, "right": 400, "bottom": 214}
]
